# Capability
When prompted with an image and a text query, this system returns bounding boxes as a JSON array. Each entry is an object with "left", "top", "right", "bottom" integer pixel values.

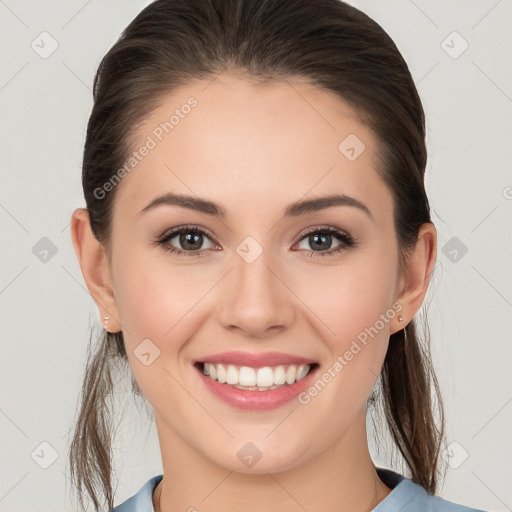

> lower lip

[{"left": 195, "top": 363, "right": 319, "bottom": 411}]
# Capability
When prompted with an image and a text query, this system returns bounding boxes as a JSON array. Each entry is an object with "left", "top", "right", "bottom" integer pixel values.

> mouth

[
  {"left": 194, "top": 361, "right": 320, "bottom": 392},
  {"left": 192, "top": 350, "right": 321, "bottom": 410}
]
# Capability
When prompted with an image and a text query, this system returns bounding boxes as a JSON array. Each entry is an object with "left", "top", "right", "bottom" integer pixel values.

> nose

[{"left": 218, "top": 249, "right": 295, "bottom": 339}]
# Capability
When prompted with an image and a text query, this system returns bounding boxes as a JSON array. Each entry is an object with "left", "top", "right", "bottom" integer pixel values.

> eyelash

[{"left": 152, "top": 224, "right": 356, "bottom": 258}]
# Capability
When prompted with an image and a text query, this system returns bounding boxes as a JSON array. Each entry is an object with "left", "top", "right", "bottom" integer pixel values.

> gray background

[{"left": 1, "top": 0, "right": 511, "bottom": 511}]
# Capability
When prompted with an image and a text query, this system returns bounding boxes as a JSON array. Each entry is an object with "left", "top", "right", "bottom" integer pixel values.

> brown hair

[{"left": 69, "top": 0, "right": 446, "bottom": 510}]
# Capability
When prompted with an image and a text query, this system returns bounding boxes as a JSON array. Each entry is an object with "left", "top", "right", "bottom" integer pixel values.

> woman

[{"left": 69, "top": 0, "right": 488, "bottom": 510}]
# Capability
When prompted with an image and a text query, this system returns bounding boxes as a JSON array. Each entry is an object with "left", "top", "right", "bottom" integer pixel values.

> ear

[
  {"left": 70, "top": 208, "right": 122, "bottom": 332},
  {"left": 390, "top": 222, "right": 437, "bottom": 334}
]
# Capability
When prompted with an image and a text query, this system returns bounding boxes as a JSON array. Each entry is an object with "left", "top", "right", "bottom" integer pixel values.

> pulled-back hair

[{"left": 69, "top": 0, "right": 446, "bottom": 510}]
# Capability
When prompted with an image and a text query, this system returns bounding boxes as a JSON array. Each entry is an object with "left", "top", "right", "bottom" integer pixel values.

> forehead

[{"left": 113, "top": 73, "right": 390, "bottom": 220}]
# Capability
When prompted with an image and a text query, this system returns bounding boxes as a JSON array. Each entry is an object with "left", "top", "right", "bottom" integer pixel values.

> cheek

[
  {"left": 290, "top": 246, "right": 399, "bottom": 406},
  {"left": 291, "top": 258, "right": 398, "bottom": 422},
  {"left": 111, "top": 255, "right": 213, "bottom": 404},
  {"left": 297, "top": 250, "right": 398, "bottom": 339},
  {"left": 112, "top": 247, "right": 218, "bottom": 351}
]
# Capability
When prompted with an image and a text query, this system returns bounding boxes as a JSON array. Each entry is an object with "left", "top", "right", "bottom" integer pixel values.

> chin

[{"left": 205, "top": 442, "right": 309, "bottom": 475}]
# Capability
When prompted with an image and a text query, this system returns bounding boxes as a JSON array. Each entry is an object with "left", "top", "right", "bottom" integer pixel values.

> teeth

[{"left": 202, "top": 363, "right": 312, "bottom": 390}]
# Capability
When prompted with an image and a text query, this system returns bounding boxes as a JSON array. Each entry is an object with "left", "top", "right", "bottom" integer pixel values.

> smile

[
  {"left": 201, "top": 362, "right": 314, "bottom": 391},
  {"left": 194, "top": 361, "right": 320, "bottom": 410}
]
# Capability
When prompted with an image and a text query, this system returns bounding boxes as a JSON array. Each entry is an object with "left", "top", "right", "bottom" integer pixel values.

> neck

[{"left": 153, "top": 410, "right": 392, "bottom": 512}]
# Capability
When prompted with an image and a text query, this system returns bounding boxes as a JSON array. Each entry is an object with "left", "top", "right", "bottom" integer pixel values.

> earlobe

[
  {"left": 391, "top": 222, "right": 437, "bottom": 334},
  {"left": 70, "top": 208, "right": 122, "bottom": 332}
]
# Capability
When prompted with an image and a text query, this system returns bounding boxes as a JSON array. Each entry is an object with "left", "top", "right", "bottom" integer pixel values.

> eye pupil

[
  {"left": 180, "top": 232, "right": 202, "bottom": 250},
  {"left": 310, "top": 233, "right": 331, "bottom": 251}
]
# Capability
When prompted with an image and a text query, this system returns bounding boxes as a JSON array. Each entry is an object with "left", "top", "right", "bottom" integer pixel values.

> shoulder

[
  {"left": 374, "top": 467, "right": 489, "bottom": 512},
  {"left": 427, "top": 493, "right": 489, "bottom": 512},
  {"left": 110, "top": 470, "right": 489, "bottom": 512},
  {"left": 110, "top": 474, "right": 163, "bottom": 512}
]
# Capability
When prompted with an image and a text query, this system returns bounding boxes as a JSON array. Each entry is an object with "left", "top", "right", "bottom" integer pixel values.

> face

[{"left": 105, "top": 73, "right": 404, "bottom": 473}]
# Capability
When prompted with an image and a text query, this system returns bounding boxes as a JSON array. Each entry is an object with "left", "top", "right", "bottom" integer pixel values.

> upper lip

[{"left": 196, "top": 351, "right": 317, "bottom": 368}]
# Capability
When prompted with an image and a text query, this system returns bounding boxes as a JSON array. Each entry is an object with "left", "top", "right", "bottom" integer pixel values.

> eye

[
  {"left": 294, "top": 226, "right": 356, "bottom": 257},
  {"left": 153, "top": 225, "right": 219, "bottom": 257},
  {"left": 152, "top": 224, "right": 356, "bottom": 258}
]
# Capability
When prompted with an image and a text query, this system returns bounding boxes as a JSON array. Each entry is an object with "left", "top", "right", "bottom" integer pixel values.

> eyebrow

[{"left": 138, "top": 192, "right": 372, "bottom": 219}]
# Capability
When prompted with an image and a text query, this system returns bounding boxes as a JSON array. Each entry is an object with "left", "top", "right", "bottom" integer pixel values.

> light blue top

[{"left": 111, "top": 467, "right": 488, "bottom": 511}]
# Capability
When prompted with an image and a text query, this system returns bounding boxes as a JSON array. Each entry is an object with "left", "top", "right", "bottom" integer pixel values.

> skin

[{"left": 71, "top": 72, "right": 436, "bottom": 512}]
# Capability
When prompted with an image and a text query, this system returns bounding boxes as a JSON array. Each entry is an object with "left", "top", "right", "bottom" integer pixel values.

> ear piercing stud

[
  {"left": 103, "top": 316, "right": 109, "bottom": 331},
  {"left": 398, "top": 315, "right": 404, "bottom": 323}
]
